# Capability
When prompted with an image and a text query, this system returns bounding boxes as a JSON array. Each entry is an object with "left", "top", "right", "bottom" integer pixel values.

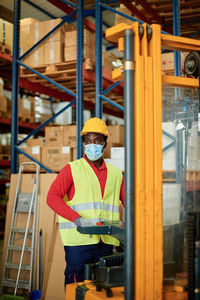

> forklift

[{"left": 66, "top": 22, "right": 200, "bottom": 300}]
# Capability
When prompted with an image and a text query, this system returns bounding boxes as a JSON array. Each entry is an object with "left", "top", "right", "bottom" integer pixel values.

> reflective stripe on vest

[
  {"left": 67, "top": 202, "right": 119, "bottom": 213},
  {"left": 59, "top": 158, "right": 123, "bottom": 246}
]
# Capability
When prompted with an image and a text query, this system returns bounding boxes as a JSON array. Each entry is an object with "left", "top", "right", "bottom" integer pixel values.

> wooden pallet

[
  {"left": 20, "top": 60, "right": 124, "bottom": 113},
  {"left": 19, "top": 115, "right": 34, "bottom": 123},
  {"left": 20, "top": 60, "right": 93, "bottom": 77}
]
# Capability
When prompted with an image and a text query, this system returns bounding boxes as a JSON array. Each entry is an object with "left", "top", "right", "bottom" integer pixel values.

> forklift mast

[{"left": 106, "top": 22, "right": 200, "bottom": 300}]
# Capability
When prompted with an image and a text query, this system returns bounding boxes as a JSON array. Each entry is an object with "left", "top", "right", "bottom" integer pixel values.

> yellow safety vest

[{"left": 59, "top": 158, "right": 123, "bottom": 246}]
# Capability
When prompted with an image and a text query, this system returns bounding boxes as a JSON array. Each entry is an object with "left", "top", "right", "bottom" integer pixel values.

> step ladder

[{"left": 0, "top": 162, "right": 40, "bottom": 296}]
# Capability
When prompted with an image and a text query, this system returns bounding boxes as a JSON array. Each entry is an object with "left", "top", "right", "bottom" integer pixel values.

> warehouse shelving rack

[
  {"left": 11, "top": 0, "right": 184, "bottom": 173},
  {"left": 9, "top": 0, "right": 183, "bottom": 175}
]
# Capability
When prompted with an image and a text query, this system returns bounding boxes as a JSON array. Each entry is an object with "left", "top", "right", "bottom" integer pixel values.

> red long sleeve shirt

[{"left": 47, "top": 156, "right": 125, "bottom": 222}]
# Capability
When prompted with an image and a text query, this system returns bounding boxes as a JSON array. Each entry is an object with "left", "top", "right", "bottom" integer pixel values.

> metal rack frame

[
  {"left": 11, "top": 0, "right": 84, "bottom": 173},
  {"left": 10, "top": 0, "right": 182, "bottom": 177}
]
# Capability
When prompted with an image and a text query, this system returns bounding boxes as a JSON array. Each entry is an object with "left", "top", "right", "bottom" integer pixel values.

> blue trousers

[{"left": 64, "top": 242, "right": 113, "bottom": 285}]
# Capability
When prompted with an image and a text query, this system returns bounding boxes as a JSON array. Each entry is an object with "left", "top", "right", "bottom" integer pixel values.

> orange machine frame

[{"left": 106, "top": 23, "right": 200, "bottom": 300}]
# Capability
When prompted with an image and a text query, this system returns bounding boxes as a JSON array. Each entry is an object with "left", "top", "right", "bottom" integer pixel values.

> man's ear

[{"left": 103, "top": 141, "right": 107, "bottom": 149}]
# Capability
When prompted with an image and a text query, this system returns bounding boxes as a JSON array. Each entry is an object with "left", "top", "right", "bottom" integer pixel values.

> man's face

[{"left": 83, "top": 132, "right": 105, "bottom": 146}]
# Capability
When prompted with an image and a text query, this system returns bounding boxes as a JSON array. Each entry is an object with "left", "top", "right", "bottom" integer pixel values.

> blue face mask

[{"left": 85, "top": 144, "right": 104, "bottom": 161}]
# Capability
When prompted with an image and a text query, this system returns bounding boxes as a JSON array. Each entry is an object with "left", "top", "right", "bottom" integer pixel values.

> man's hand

[{"left": 75, "top": 217, "right": 97, "bottom": 227}]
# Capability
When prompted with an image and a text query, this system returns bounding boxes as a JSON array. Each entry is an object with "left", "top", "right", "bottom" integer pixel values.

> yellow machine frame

[{"left": 106, "top": 23, "right": 200, "bottom": 300}]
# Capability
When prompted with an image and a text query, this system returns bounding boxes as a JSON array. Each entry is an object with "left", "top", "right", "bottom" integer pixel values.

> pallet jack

[{"left": 65, "top": 222, "right": 125, "bottom": 300}]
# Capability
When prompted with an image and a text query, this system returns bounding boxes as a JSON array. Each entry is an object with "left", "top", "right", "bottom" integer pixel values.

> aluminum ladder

[{"left": 0, "top": 162, "right": 40, "bottom": 296}]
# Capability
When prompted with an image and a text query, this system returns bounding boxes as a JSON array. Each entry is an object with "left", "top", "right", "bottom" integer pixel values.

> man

[{"left": 47, "top": 117, "right": 125, "bottom": 285}]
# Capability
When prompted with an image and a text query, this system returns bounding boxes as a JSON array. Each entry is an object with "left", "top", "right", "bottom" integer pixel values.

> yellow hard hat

[{"left": 81, "top": 117, "right": 109, "bottom": 137}]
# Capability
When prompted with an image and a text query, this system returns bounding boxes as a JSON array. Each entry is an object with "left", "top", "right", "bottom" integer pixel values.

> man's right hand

[{"left": 74, "top": 217, "right": 97, "bottom": 227}]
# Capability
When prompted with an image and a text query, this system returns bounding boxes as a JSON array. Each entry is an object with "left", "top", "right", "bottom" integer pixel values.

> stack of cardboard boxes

[
  {"left": 19, "top": 18, "right": 116, "bottom": 71},
  {"left": 19, "top": 125, "right": 76, "bottom": 172},
  {"left": 18, "top": 138, "right": 44, "bottom": 171},
  {"left": 64, "top": 28, "right": 95, "bottom": 63},
  {"left": 20, "top": 18, "right": 74, "bottom": 67},
  {"left": 6, "top": 97, "right": 34, "bottom": 121},
  {"left": 18, "top": 97, "right": 34, "bottom": 121},
  {"left": 43, "top": 125, "right": 76, "bottom": 171},
  {"left": 43, "top": 19, "right": 74, "bottom": 65}
]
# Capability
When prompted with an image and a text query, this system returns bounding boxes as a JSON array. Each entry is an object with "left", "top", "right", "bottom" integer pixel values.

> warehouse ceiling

[{"left": 0, "top": 0, "right": 199, "bottom": 38}]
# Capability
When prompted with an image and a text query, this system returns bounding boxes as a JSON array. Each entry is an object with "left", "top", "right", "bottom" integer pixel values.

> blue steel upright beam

[
  {"left": 95, "top": 0, "right": 103, "bottom": 118},
  {"left": 173, "top": 0, "right": 181, "bottom": 77},
  {"left": 173, "top": 0, "right": 182, "bottom": 184},
  {"left": 124, "top": 29, "right": 134, "bottom": 300},
  {"left": 76, "top": 0, "right": 84, "bottom": 158},
  {"left": 11, "top": 0, "right": 21, "bottom": 174}
]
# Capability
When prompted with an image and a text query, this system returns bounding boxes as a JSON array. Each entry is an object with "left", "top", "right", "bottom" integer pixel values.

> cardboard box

[
  {"left": 20, "top": 18, "right": 38, "bottom": 27},
  {"left": 42, "top": 146, "right": 72, "bottom": 172},
  {"left": 18, "top": 98, "right": 23, "bottom": 118},
  {"left": 43, "top": 18, "right": 72, "bottom": 43},
  {"left": 44, "top": 18, "right": 64, "bottom": 41},
  {"left": 44, "top": 40, "right": 64, "bottom": 64},
  {"left": 20, "top": 18, "right": 38, "bottom": 46},
  {"left": 103, "top": 125, "right": 124, "bottom": 158},
  {"left": 45, "top": 126, "right": 64, "bottom": 146},
  {"left": 115, "top": 5, "right": 133, "bottom": 25},
  {"left": 18, "top": 146, "right": 42, "bottom": 171},
  {"left": 103, "top": 142, "right": 122, "bottom": 159},
  {"left": 27, "top": 138, "right": 44, "bottom": 147},
  {"left": 111, "top": 147, "right": 125, "bottom": 160},
  {"left": 20, "top": 45, "right": 31, "bottom": 65},
  {"left": 43, "top": 227, "right": 65, "bottom": 300},
  {"left": 63, "top": 125, "right": 76, "bottom": 147},
  {"left": 18, "top": 98, "right": 32, "bottom": 118},
  {"left": 64, "top": 44, "right": 94, "bottom": 62},
  {"left": 161, "top": 52, "right": 174, "bottom": 72},
  {"left": 161, "top": 52, "right": 189, "bottom": 74},
  {"left": 30, "top": 22, "right": 45, "bottom": 44},
  {"left": 65, "top": 29, "right": 95, "bottom": 47},
  {"left": 0, "top": 96, "right": 7, "bottom": 114},
  {"left": 28, "top": 43, "right": 44, "bottom": 67},
  {"left": 107, "top": 125, "right": 124, "bottom": 145},
  {"left": 23, "top": 98, "right": 32, "bottom": 118},
  {"left": 0, "top": 18, "right": 13, "bottom": 51}
]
